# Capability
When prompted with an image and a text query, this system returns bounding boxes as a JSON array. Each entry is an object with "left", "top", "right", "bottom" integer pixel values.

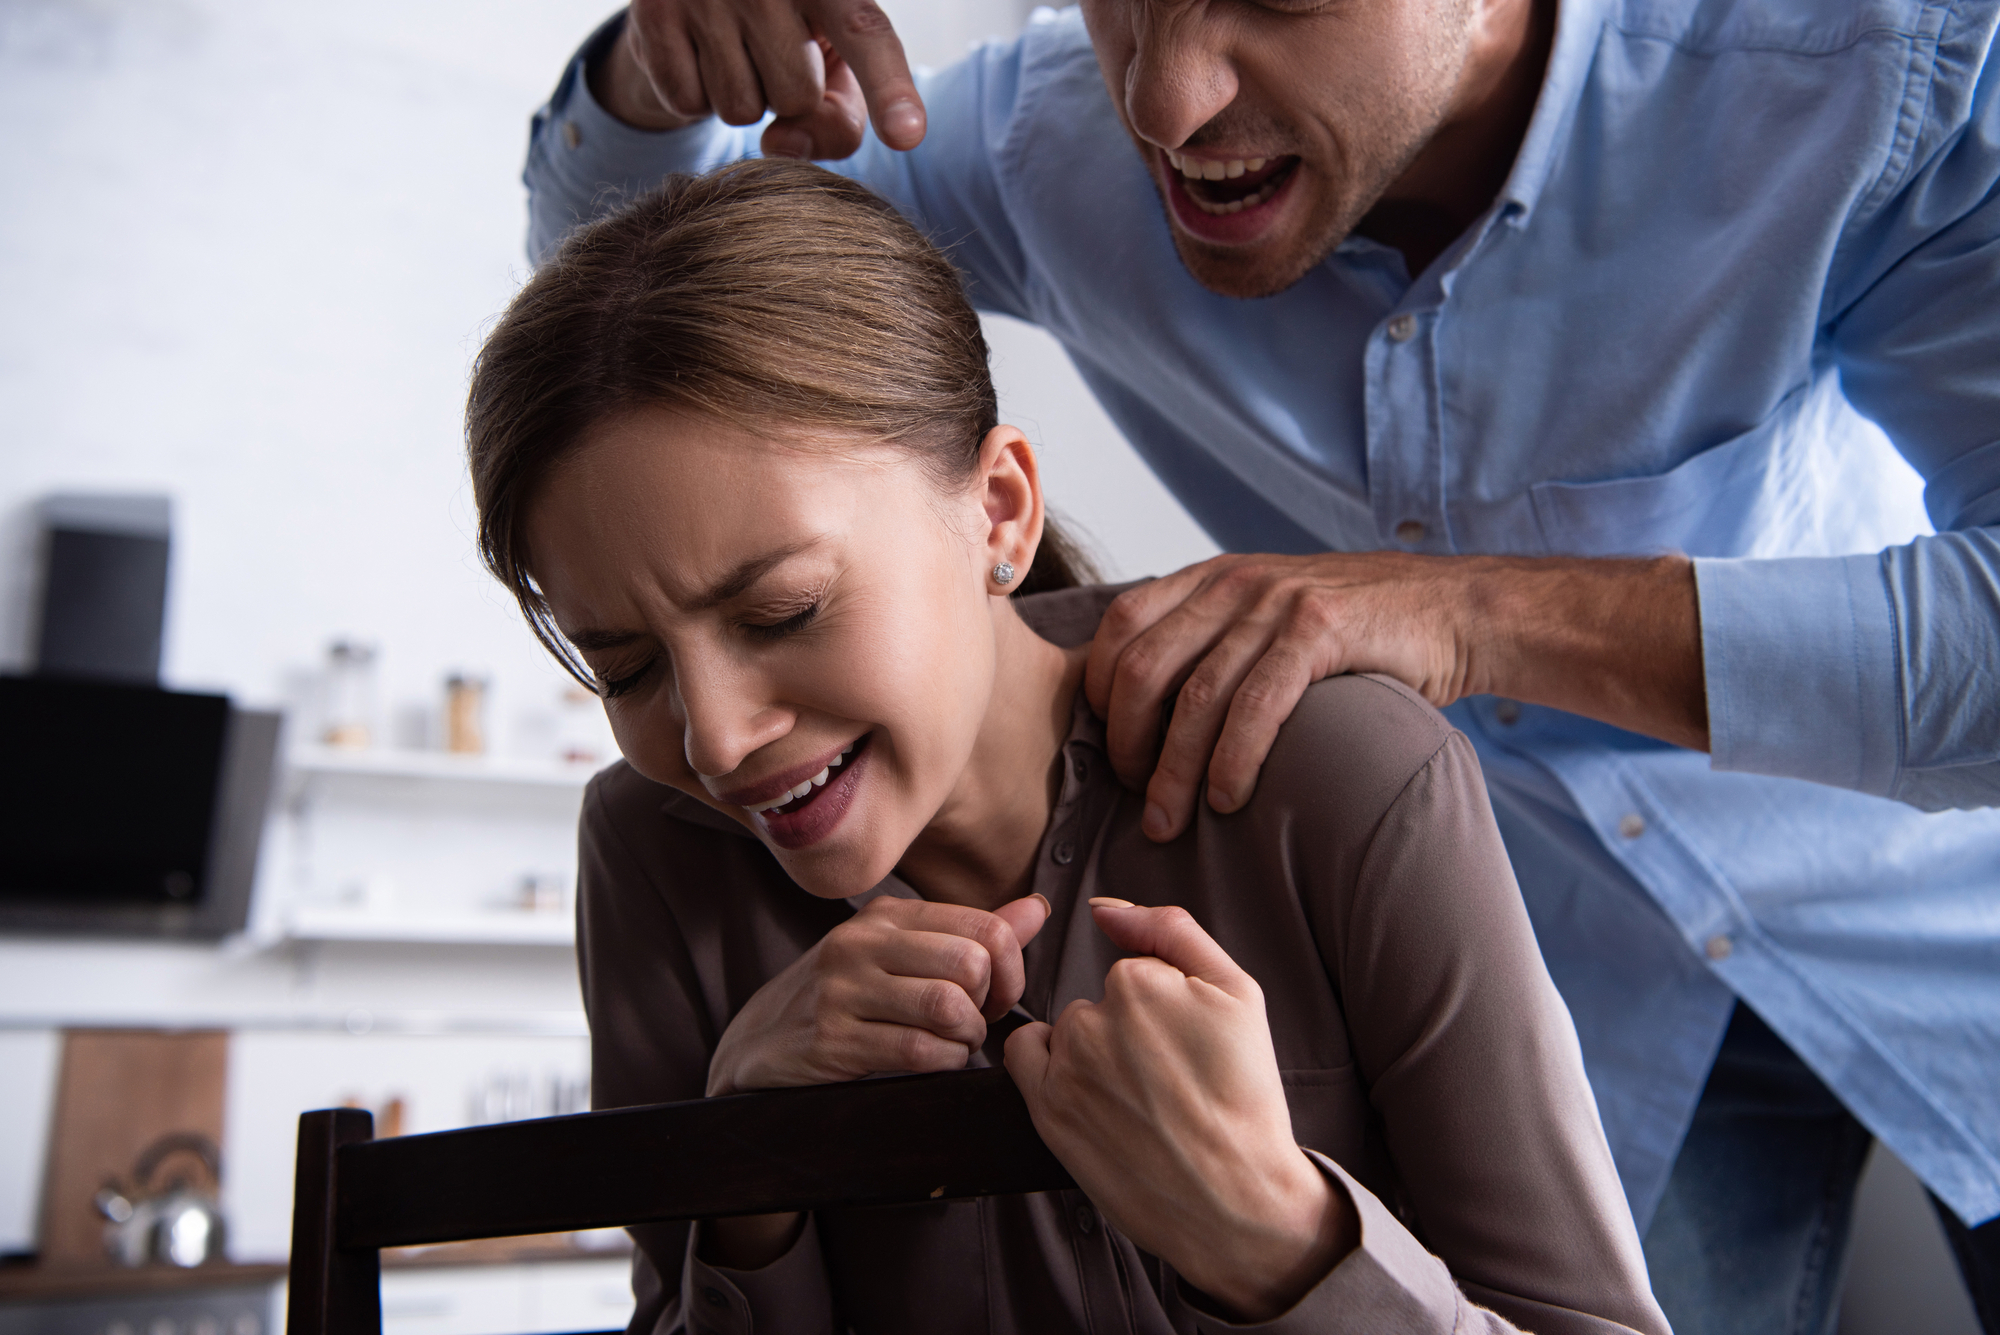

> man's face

[{"left": 1082, "top": 0, "right": 1477, "bottom": 298}]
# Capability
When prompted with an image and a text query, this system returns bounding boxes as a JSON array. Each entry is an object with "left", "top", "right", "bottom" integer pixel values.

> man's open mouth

[{"left": 1164, "top": 150, "right": 1300, "bottom": 216}]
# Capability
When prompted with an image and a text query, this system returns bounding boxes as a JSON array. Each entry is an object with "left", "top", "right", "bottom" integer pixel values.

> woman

[{"left": 467, "top": 159, "right": 1668, "bottom": 1335}]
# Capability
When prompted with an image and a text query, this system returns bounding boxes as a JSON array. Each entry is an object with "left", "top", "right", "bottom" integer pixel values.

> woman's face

[{"left": 524, "top": 406, "right": 1032, "bottom": 899}]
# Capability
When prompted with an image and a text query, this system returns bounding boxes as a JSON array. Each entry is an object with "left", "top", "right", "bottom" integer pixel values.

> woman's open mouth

[
  {"left": 745, "top": 733, "right": 872, "bottom": 851},
  {"left": 1161, "top": 149, "right": 1301, "bottom": 245}
]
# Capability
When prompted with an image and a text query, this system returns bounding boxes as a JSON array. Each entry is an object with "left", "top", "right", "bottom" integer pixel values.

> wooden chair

[{"left": 287, "top": 1067, "right": 1072, "bottom": 1335}]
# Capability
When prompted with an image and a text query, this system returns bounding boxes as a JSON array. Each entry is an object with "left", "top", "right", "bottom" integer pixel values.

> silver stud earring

[{"left": 992, "top": 561, "right": 1016, "bottom": 587}]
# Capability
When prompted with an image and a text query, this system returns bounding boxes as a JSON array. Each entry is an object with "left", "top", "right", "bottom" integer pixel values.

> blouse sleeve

[
  {"left": 576, "top": 766, "right": 841, "bottom": 1334},
  {"left": 1199, "top": 677, "right": 1670, "bottom": 1335}
]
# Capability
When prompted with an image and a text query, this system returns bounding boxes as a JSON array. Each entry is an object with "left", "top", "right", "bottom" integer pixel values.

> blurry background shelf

[
  {"left": 287, "top": 745, "right": 602, "bottom": 790},
  {"left": 283, "top": 907, "right": 574, "bottom": 947}
]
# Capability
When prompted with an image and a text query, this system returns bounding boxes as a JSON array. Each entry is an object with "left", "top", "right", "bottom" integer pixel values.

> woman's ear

[{"left": 975, "top": 425, "right": 1045, "bottom": 594}]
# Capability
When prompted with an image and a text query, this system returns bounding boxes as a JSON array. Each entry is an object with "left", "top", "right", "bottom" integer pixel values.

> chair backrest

[{"left": 286, "top": 1066, "right": 1073, "bottom": 1335}]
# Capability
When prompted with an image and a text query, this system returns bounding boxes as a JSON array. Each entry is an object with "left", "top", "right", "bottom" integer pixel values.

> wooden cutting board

[{"left": 37, "top": 1029, "right": 229, "bottom": 1268}]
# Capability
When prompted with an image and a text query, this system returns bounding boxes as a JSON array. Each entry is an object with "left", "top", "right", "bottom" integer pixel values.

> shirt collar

[{"left": 1499, "top": 0, "right": 1612, "bottom": 225}]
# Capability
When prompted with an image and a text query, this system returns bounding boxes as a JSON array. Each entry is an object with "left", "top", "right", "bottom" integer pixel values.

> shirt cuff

[
  {"left": 680, "top": 1214, "right": 833, "bottom": 1335},
  {"left": 526, "top": 12, "right": 751, "bottom": 264},
  {"left": 1164, "top": 1151, "right": 1467, "bottom": 1334},
  {"left": 1695, "top": 552, "right": 1900, "bottom": 795}
]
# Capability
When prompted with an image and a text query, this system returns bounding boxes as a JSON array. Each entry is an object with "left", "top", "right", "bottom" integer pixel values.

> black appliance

[
  {"left": 0, "top": 676, "right": 280, "bottom": 939},
  {"left": 34, "top": 493, "right": 173, "bottom": 684}
]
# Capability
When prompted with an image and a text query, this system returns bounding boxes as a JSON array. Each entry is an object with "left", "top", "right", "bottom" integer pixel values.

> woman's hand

[
  {"left": 590, "top": 0, "right": 926, "bottom": 159},
  {"left": 706, "top": 893, "right": 1050, "bottom": 1097},
  {"left": 1005, "top": 900, "right": 1359, "bottom": 1322}
]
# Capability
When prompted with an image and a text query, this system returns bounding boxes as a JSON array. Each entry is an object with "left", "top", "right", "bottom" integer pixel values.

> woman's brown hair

[{"left": 467, "top": 157, "right": 1096, "bottom": 686}]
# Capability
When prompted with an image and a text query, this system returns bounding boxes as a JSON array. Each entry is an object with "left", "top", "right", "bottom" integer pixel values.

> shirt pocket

[{"left": 1525, "top": 377, "right": 1930, "bottom": 558}]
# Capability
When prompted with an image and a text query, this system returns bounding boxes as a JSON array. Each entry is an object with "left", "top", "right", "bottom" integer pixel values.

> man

[{"left": 520, "top": 0, "right": 2000, "bottom": 1328}]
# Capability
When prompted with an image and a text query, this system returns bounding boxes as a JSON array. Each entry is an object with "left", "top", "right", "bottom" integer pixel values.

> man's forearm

[{"left": 1462, "top": 553, "right": 1709, "bottom": 751}]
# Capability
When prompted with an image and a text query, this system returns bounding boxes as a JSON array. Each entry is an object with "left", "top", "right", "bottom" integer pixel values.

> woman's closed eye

[
  {"left": 741, "top": 601, "right": 820, "bottom": 642},
  {"left": 596, "top": 657, "right": 658, "bottom": 699},
  {"left": 594, "top": 601, "right": 819, "bottom": 696}
]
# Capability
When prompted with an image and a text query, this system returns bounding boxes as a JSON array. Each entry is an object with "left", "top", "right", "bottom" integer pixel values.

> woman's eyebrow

[
  {"left": 565, "top": 539, "right": 828, "bottom": 647},
  {"left": 687, "top": 537, "right": 824, "bottom": 610}
]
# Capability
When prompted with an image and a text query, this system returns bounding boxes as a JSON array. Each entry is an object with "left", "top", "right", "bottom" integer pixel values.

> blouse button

[
  {"left": 1706, "top": 934, "right": 1734, "bottom": 962},
  {"left": 1073, "top": 756, "right": 1089, "bottom": 781},
  {"left": 1386, "top": 313, "right": 1418, "bottom": 342},
  {"left": 1074, "top": 1204, "right": 1096, "bottom": 1235},
  {"left": 701, "top": 1286, "right": 727, "bottom": 1308},
  {"left": 1618, "top": 813, "right": 1647, "bottom": 839},
  {"left": 1052, "top": 840, "right": 1075, "bottom": 866}
]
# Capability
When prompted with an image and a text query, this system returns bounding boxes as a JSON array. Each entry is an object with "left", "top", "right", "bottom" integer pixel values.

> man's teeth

[
  {"left": 1165, "top": 150, "right": 1270, "bottom": 181},
  {"left": 745, "top": 742, "right": 857, "bottom": 814}
]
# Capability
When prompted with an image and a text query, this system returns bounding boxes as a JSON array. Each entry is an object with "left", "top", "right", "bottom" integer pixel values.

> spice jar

[
  {"left": 322, "top": 641, "right": 377, "bottom": 749},
  {"left": 444, "top": 673, "right": 487, "bottom": 755}
]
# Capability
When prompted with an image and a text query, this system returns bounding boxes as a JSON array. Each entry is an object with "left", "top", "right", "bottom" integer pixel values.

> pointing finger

[{"left": 813, "top": 0, "right": 925, "bottom": 148}]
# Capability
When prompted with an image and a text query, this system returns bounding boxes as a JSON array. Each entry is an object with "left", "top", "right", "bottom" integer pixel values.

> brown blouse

[{"left": 577, "top": 584, "right": 1669, "bottom": 1335}]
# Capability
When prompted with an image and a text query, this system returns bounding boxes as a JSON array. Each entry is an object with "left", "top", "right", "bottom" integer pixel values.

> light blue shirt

[{"left": 524, "top": 0, "right": 2000, "bottom": 1228}]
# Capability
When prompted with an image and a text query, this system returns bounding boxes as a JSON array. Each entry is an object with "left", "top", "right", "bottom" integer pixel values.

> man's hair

[{"left": 466, "top": 158, "right": 1096, "bottom": 685}]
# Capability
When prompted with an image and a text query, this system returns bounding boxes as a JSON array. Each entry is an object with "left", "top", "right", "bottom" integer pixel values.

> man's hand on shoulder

[
  {"left": 1086, "top": 551, "right": 1708, "bottom": 840},
  {"left": 590, "top": 0, "right": 926, "bottom": 158}
]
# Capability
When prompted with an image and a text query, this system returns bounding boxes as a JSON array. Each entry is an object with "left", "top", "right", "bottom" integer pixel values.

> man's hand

[
  {"left": 590, "top": 0, "right": 926, "bottom": 159},
  {"left": 1005, "top": 900, "right": 1357, "bottom": 1322},
  {"left": 706, "top": 893, "right": 1049, "bottom": 1098},
  {"left": 1085, "top": 551, "right": 1707, "bottom": 840}
]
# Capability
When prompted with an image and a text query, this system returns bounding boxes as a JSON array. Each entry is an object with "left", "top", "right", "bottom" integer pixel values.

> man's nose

[{"left": 1123, "top": 8, "right": 1239, "bottom": 150}]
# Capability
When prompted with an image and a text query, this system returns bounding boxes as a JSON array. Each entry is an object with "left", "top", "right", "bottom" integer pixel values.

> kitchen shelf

[
  {"left": 284, "top": 906, "right": 574, "bottom": 947},
  {"left": 288, "top": 744, "right": 603, "bottom": 788}
]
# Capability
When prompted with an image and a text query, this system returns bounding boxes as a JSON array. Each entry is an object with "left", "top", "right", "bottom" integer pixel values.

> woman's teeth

[{"left": 745, "top": 742, "right": 856, "bottom": 815}]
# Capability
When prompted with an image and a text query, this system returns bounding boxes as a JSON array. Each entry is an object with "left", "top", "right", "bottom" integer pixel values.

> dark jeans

[
  {"left": 1643, "top": 1004, "right": 1999, "bottom": 1335},
  {"left": 1937, "top": 1201, "right": 2000, "bottom": 1335}
]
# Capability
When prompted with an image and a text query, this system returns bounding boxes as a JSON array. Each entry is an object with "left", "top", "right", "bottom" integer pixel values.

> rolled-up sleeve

[{"left": 1700, "top": 16, "right": 2000, "bottom": 810}]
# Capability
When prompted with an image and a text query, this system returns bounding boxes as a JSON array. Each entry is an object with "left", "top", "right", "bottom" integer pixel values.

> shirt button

[
  {"left": 1073, "top": 756, "right": 1089, "bottom": 781},
  {"left": 1705, "top": 934, "right": 1733, "bottom": 962},
  {"left": 1052, "top": 840, "right": 1075, "bottom": 865},
  {"left": 701, "top": 1286, "right": 728, "bottom": 1307},
  {"left": 1618, "top": 813, "right": 1646, "bottom": 839},
  {"left": 1386, "top": 313, "right": 1418, "bottom": 342},
  {"left": 1394, "top": 519, "right": 1426, "bottom": 544},
  {"left": 1494, "top": 700, "right": 1521, "bottom": 725},
  {"left": 561, "top": 119, "right": 582, "bottom": 150},
  {"left": 1074, "top": 1204, "right": 1096, "bottom": 1235}
]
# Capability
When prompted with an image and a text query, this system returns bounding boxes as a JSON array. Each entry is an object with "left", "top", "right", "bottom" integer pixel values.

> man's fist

[{"left": 592, "top": 0, "right": 927, "bottom": 159}]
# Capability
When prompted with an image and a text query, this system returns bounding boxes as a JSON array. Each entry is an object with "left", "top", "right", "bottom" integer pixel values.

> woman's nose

[
  {"left": 675, "top": 664, "right": 792, "bottom": 780},
  {"left": 1122, "top": 7, "right": 1240, "bottom": 150}
]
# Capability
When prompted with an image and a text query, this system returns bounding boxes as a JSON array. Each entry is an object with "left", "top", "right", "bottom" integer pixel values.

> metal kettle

[{"left": 95, "top": 1131, "right": 229, "bottom": 1268}]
